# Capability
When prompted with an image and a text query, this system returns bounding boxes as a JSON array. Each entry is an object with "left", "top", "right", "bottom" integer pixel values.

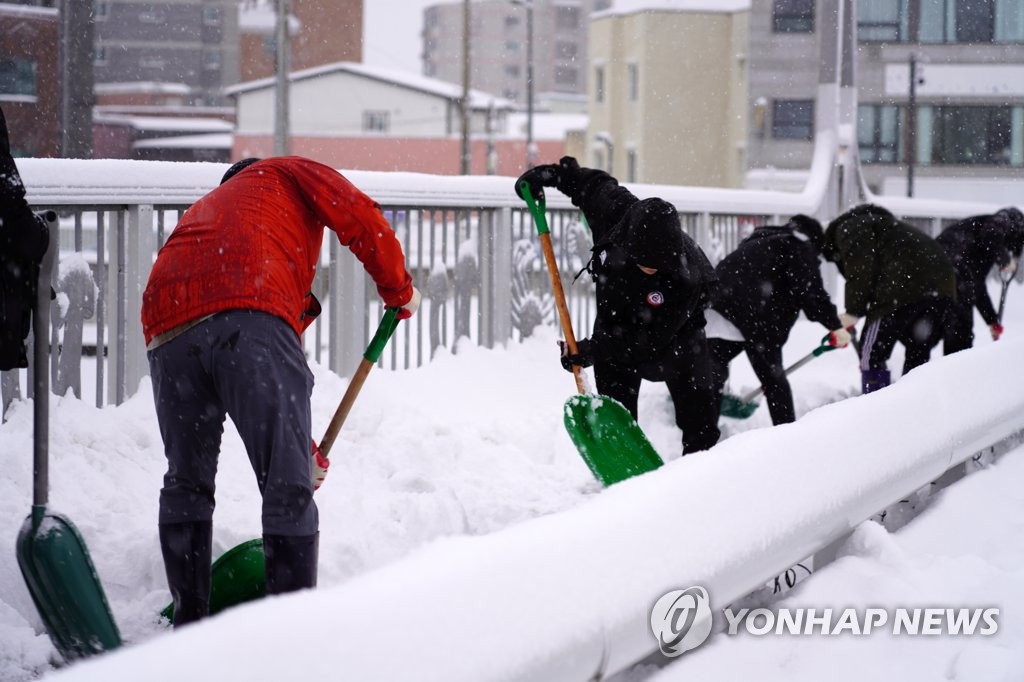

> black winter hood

[{"left": 617, "top": 197, "right": 686, "bottom": 272}]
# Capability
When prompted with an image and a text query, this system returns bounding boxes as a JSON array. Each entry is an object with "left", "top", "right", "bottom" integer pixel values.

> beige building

[{"left": 587, "top": 1, "right": 750, "bottom": 187}]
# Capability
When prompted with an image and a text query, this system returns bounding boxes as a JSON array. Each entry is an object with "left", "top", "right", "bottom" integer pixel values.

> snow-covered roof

[
  {"left": 93, "top": 114, "right": 234, "bottom": 133},
  {"left": 238, "top": 0, "right": 301, "bottom": 34},
  {"left": 225, "top": 61, "right": 516, "bottom": 112},
  {"left": 595, "top": 0, "right": 750, "bottom": 19},
  {"left": 133, "top": 133, "right": 233, "bottom": 150},
  {"left": 0, "top": 3, "right": 57, "bottom": 19},
  {"left": 95, "top": 82, "right": 192, "bottom": 96}
]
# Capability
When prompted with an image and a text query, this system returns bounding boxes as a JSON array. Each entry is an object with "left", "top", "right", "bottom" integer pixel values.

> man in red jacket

[{"left": 142, "top": 157, "right": 420, "bottom": 626}]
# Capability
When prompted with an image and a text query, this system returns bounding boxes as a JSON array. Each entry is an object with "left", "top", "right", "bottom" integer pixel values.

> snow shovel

[
  {"left": 520, "top": 182, "right": 663, "bottom": 486},
  {"left": 16, "top": 212, "right": 122, "bottom": 660},
  {"left": 997, "top": 262, "right": 1016, "bottom": 325},
  {"left": 719, "top": 333, "right": 841, "bottom": 419},
  {"left": 160, "top": 307, "right": 402, "bottom": 623}
]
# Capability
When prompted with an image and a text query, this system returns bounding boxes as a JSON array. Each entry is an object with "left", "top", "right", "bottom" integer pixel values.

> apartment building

[
  {"left": 93, "top": 0, "right": 241, "bottom": 106},
  {"left": 749, "top": 0, "right": 1024, "bottom": 203},
  {"left": 422, "top": 0, "right": 611, "bottom": 106}
]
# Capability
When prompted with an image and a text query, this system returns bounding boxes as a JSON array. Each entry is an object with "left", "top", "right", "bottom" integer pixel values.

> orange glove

[{"left": 311, "top": 439, "right": 329, "bottom": 491}]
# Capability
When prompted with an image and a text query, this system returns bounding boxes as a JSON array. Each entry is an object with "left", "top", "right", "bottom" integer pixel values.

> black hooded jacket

[
  {"left": 936, "top": 214, "right": 1014, "bottom": 326},
  {"left": 711, "top": 225, "right": 841, "bottom": 348},
  {"left": 0, "top": 106, "right": 49, "bottom": 370},
  {"left": 563, "top": 167, "right": 717, "bottom": 365}
]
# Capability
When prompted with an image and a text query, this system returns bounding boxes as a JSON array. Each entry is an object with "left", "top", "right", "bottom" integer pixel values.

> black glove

[
  {"left": 514, "top": 163, "right": 562, "bottom": 203},
  {"left": 557, "top": 338, "right": 594, "bottom": 372}
]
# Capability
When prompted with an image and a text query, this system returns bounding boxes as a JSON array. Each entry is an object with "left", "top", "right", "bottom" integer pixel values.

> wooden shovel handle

[
  {"left": 318, "top": 307, "right": 401, "bottom": 456},
  {"left": 521, "top": 182, "right": 585, "bottom": 394}
]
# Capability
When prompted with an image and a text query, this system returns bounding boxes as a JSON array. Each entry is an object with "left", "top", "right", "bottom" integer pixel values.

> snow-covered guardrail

[{"left": 50, "top": 340, "right": 1024, "bottom": 682}]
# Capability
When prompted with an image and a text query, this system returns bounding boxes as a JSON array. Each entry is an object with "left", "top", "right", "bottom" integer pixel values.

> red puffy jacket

[{"left": 142, "top": 156, "right": 412, "bottom": 344}]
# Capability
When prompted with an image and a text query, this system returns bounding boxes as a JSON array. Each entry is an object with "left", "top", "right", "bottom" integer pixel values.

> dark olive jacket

[{"left": 823, "top": 204, "right": 956, "bottom": 320}]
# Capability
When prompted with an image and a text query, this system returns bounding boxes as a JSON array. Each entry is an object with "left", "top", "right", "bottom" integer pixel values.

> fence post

[
  {"left": 479, "top": 207, "right": 512, "bottom": 348},
  {"left": 107, "top": 204, "right": 154, "bottom": 403},
  {"left": 328, "top": 239, "right": 367, "bottom": 377}
]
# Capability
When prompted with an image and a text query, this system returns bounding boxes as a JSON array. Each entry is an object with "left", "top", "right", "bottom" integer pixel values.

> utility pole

[
  {"left": 274, "top": 0, "right": 290, "bottom": 156},
  {"left": 460, "top": 0, "right": 471, "bottom": 174},
  {"left": 511, "top": 0, "right": 535, "bottom": 169},
  {"left": 60, "top": 0, "right": 94, "bottom": 158},
  {"left": 906, "top": 53, "right": 917, "bottom": 197}
]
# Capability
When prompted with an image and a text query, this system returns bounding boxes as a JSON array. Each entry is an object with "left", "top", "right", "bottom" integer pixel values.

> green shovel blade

[
  {"left": 719, "top": 392, "right": 760, "bottom": 419},
  {"left": 17, "top": 507, "right": 122, "bottom": 660},
  {"left": 161, "top": 538, "right": 266, "bottom": 624},
  {"left": 563, "top": 394, "right": 664, "bottom": 486}
]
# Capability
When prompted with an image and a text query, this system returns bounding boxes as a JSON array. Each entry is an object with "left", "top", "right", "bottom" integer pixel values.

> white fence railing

[{"left": 4, "top": 157, "right": 1003, "bottom": 413}]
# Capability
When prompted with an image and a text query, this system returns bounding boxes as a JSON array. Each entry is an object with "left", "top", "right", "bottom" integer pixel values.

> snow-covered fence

[{"left": 7, "top": 158, "right": 1003, "bottom": 410}]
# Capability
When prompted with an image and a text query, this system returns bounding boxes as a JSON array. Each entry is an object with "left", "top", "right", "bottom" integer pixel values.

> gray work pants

[{"left": 148, "top": 310, "right": 318, "bottom": 536}]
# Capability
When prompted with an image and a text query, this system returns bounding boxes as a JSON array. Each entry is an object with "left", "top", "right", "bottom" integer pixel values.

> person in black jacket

[
  {"left": 937, "top": 207, "right": 1024, "bottom": 353},
  {"left": 706, "top": 215, "right": 851, "bottom": 425},
  {"left": 515, "top": 156, "right": 720, "bottom": 455},
  {"left": 0, "top": 105, "right": 49, "bottom": 371}
]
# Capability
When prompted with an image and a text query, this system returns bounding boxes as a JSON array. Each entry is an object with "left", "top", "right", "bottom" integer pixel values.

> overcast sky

[{"left": 363, "top": 0, "right": 438, "bottom": 75}]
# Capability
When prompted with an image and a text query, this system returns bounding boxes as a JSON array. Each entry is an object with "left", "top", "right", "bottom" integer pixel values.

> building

[
  {"left": 422, "top": 0, "right": 611, "bottom": 106},
  {"left": 587, "top": 2, "right": 750, "bottom": 187},
  {"left": 228, "top": 61, "right": 546, "bottom": 175},
  {"left": 239, "top": 0, "right": 362, "bottom": 81},
  {"left": 93, "top": 0, "right": 241, "bottom": 107},
  {"left": 748, "top": 0, "right": 1024, "bottom": 203},
  {"left": 0, "top": 3, "right": 59, "bottom": 157}
]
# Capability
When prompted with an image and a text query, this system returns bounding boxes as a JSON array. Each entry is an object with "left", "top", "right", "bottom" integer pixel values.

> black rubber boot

[
  {"left": 263, "top": 533, "right": 318, "bottom": 595},
  {"left": 159, "top": 521, "right": 212, "bottom": 627}
]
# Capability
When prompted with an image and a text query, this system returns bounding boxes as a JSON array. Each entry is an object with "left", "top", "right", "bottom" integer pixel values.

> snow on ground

[{"left": 0, "top": 279, "right": 1020, "bottom": 681}]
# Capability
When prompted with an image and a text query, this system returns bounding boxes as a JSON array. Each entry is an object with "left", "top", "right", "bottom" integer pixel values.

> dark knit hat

[
  {"left": 620, "top": 198, "right": 685, "bottom": 272},
  {"left": 220, "top": 157, "right": 262, "bottom": 185},
  {"left": 787, "top": 214, "right": 825, "bottom": 253}
]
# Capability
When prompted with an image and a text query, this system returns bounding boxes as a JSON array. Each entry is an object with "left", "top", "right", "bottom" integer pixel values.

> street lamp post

[{"left": 511, "top": 0, "right": 535, "bottom": 168}]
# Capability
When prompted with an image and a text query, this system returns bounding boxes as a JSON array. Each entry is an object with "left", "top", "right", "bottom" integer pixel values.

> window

[
  {"left": 505, "top": 15, "right": 520, "bottom": 29},
  {"left": 505, "top": 64, "right": 520, "bottom": 78},
  {"left": 772, "top": 99, "right": 814, "bottom": 140},
  {"left": 627, "top": 64, "right": 639, "bottom": 102},
  {"left": 203, "top": 50, "right": 221, "bottom": 70},
  {"left": 957, "top": 0, "right": 995, "bottom": 42},
  {"left": 858, "top": 0, "right": 907, "bottom": 42},
  {"left": 555, "top": 66, "right": 577, "bottom": 87},
  {"left": 920, "top": 0, "right": 1022, "bottom": 44},
  {"left": 555, "top": 41, "right": 578, "bottom": 60},
  {"left": 94, "top": 46, "right": 108, "bottom": 65},
  {"left": 94, "top": 1, "right": 108, "bottom": 20},
  {"left": 858, "top": 104, "right": 901, "bottom": 163},
  {"left": 594, "top": 65, "right": 604, "bottom": 103},
  {"left": 363, "top": 111, "right": 390, "bottom": 133},
  {"left": 203, "top": 6, "right": 222, "bottom": 26},
  {"left": 556, "top": 6, "right": 580, "bottom": 30},
  {"left": 773, "top": 0, "right": 814, "bottom": 33},
  {"left": 0, "top": 58, "right": 37, "bottom": 97},
  {"left": 929, "top": 106, "right": 1012, "bottom": 165},
  {"left": 505, "top": 41, "right": 520, "bottom": 52}
]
